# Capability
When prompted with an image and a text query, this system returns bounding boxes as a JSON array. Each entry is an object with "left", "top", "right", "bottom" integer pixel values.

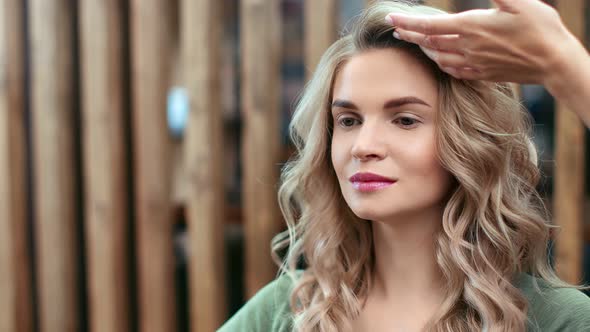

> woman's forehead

[{"left": 332, "top": 48, "right": 438, "bottom": 108}]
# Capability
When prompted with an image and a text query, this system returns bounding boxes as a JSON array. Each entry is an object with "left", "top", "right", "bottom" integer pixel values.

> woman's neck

[{"left": 370, "top": 208, "right": 446, "bottom": 301}]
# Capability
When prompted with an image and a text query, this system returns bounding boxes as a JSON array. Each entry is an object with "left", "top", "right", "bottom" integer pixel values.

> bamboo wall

[{"left": 0, "top": 0, "right": 587, "bottom": 331}]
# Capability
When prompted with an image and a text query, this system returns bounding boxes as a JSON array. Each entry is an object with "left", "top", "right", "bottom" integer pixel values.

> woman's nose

[{"left": 351, "top": 123, "right": 386, "bottom": 161}]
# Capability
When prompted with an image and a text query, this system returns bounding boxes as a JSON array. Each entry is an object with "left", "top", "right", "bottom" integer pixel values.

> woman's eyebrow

[
  {"left": 331, "top": 96, "right": 431, "bottom": 110},
  {"left": 384, "top": 96, "right": 431, "bottom": 108}
]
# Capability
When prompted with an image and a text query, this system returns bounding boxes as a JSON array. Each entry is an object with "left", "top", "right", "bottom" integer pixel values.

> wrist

[{"left": 543, "top": 31, "right": 588, "bottom": 99}]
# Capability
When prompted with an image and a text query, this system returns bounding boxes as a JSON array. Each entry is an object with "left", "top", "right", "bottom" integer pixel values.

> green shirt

[{"left": 218, "top": 273, "right": 590, "bottom": 331}]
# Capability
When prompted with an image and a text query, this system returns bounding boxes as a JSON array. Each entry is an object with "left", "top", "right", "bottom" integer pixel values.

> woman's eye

[
  {"left": 338, "top": 117, "right": 360, "bottom": 127},
  {"left": 394, "top": 117, "right": 419, "bottom": 128}
]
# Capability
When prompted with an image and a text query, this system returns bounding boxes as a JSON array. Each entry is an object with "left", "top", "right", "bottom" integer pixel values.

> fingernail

[
  {"left": 422, "top": 47, "right": 436, "bottom": 60},
  {"left": 384, "top": 15, "right": 394, "bottom": 25},
  {"left": 393, "top": 31, "right": 401, "bottom": 39},
  {"left": 442, "top": 67, "right": 457, "bottom": 76}
]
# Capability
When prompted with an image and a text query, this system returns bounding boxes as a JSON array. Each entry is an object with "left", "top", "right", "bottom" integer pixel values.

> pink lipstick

[{"left": 349, "top": 172, "right": 397, "bottom": 193}]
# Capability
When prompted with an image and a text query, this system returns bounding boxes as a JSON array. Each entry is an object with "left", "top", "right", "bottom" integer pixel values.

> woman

[{"left": 219, "top": 1, "right": 590, "bottom": 331}]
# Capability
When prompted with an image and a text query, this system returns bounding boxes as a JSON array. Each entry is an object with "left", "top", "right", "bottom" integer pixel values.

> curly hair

[{"left": 271, "top": 1, "right": 579, "bottom": 331}]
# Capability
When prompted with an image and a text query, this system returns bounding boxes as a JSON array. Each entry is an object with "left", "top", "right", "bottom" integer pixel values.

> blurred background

[{"left": 0, "top": 0, "right": 589, "bottom": 331}]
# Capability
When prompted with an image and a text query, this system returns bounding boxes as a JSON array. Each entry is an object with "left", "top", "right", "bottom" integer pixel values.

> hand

[{"left": 385, "top": 0, "right": 577, "bottom": 86}]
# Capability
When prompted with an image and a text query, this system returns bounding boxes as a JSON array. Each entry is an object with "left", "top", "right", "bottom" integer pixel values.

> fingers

[
  {"left": 385, "top": 13, "right": 466, "bottom": 35},
  {"left": 442, "top": 66, "right": 482, "bottom": 80},
  {"left": 420, "top": 47, "right": 466, "bottom": 68},
  {"left": 394, "top": 28, "right": 462, "bottom": 53},
  {"left": 418, "top": 47, "right": 483, "bottom": 80},
  {"left": 491, "top": 0, "right": 523, "bottom": 14}
]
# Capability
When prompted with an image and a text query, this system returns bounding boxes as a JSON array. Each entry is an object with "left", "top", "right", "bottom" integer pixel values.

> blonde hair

[{"left": 272, "top": 1, "right": 579, "bottom": 331}]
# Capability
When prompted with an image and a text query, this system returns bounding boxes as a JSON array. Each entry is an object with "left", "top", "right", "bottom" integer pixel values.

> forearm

[{"left": 543, "top": 32, "right": 590, "bottom": 128}]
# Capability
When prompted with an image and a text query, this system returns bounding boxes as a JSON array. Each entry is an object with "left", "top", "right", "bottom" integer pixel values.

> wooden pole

[
  {"left": 130, "top": 0, "right": 177, "bottom": 330},
  {"left": 304, "top": 0, "right": 338, "bottom": 79},
  {"left": 0, "top": 0, "right": 33, "bottom": 331},
  {"left": 29, "top": 0, "right": 79, "bottom": 330},
  {"left": 181, "top": 0, "right": 226, "bottom": 330},
  {"left": 79, "top": 1, "right": 130, "bottom": 331},
  {"left": 241, "top": 0, "right": 283, "bottom": 298},
  {"left": 0, "top": 2, "right": 15, "bottom": 328},
  {"left": 553, "top": 0, "right": 586, "bottom": 284}
]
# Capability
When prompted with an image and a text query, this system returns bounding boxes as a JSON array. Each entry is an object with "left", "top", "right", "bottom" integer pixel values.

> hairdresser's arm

[
  {"left": 386, "top": 0, "right": 590, "bottom": 128},
  {"left": 543, "top": 35, "right": 590, "bottom": 128}
]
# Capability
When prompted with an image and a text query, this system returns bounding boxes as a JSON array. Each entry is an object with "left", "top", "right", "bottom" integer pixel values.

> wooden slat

[
  {"left": 181, "top": 0, "right": 226, "bottom": 330},
  {"left": 0, "top": 0, "right": 33, "bottom": 331},
  {"left": 1, "top": 2, "right": 16, "bottom": 331},
  {"left": 304, "top": 0, "right": 338, "bottom": 79},
  {"left": 130, "top": 0, "right": 177, "bottom": 330},
  {"left": 79, "top": 1, "right": 130, "bottom": 331},
  {"left": 29, "top": 0, "right": 79, "bottom": 330},
  {"left": 241, "top": 0, "right": 283, "bottom": 298},
  {"left": 0, "top": 1, "right": 15, "bottom": 328},
  {"left": 553, "top": 0, "right": 586, "bottom": 284}
]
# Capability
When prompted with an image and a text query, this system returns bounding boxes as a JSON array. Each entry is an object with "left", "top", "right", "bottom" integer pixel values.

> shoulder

[
  {"left": 217, "top": 272, "right": 297, "bottom": 332},
  {"left": 515, "top": 273, "right": 590, "bottom": 331}
]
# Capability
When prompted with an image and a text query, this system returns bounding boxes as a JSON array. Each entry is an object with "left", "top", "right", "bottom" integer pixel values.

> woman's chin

[{"left": 349, "top": 207, "right": 389, "bottom": 222}]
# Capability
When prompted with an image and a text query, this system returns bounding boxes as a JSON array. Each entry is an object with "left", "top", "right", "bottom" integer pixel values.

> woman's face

[{"left": 330, "top": 48, "right": 453, "bottom": 223}]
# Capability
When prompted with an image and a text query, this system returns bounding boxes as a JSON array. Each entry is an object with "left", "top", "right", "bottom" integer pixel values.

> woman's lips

[
  {"left": 349, "top": 172, "right": 397, "bottom": 193},
  {"left": 351, "top": 181, "right": 396, "bottom": 193}
]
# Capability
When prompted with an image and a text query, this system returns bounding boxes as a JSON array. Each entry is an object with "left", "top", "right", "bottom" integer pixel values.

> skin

[
  {"left": 330, "top": 48, "right": 453, "bottom": 331},
  {"left": 386, "top": 0, "right": 590, "bottom": 128}
]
